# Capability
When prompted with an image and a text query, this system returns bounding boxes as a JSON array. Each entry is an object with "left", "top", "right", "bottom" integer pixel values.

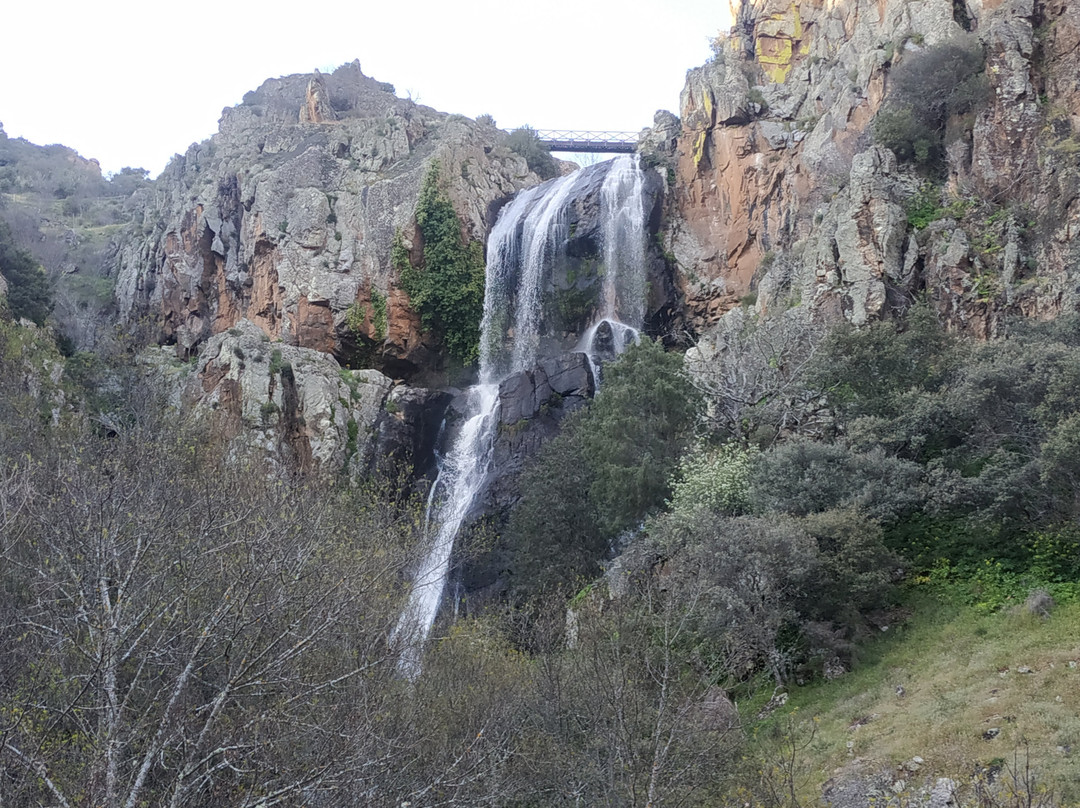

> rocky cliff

[
  {"left": 114, "top": 61, "right": 541, "bottom": 380},
  {"left": 656, "top": 0, "right": 1080, "bottom": 336}
]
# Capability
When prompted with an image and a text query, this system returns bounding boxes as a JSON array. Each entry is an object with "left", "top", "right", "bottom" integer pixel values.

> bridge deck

[{"left": 535, "top": 130, "right": 638, "bottom": 154}]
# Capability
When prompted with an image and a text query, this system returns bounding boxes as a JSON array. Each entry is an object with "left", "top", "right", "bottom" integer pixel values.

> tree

[
  {"left": 508, "top": 339, "right": 700, "bottom": 598},
  {"left": 583, "top": 337, "right": 701, "bottom": 536},
  {"left": 0, "top": 220, "right": 51, "bottom": 325},
  {"left": 506, "top": 126, "right": 559, "bottom": 180},
  {"left": 874, "top": 34, "right": 988, "bottom": 168},
  {"left": 0, "top": 411, "right": 421, "bottom": 807},
  {"left": 685, "top": 308, "right": 824, "bottom": 445}
]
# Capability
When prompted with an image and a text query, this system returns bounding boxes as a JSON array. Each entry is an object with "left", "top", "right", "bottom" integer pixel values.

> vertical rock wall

[{"left": 661, "top": 0, "right": 1080, "bottom": 337}]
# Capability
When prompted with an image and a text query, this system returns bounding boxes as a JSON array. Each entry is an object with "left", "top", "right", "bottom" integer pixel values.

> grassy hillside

[{"left": 750, "top": 591, "right": 1080, "bottom": 806}]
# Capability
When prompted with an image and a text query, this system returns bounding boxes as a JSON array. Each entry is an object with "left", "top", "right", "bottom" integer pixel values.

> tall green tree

[
  {"left": 0, "top": 220, "right": 51, "bottom": 325},
  {"left": 508, "top": 339, "right": 701, "bottom": 596}
]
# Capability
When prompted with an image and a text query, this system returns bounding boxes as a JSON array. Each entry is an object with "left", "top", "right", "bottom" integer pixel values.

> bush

[
  {"left": 668, "top": 442, "right": 756, "bottom": 516},
  {"left": 0, "top": 221, "right": 51, "bottom": 325},
  {"left": 647, "top": 509, "right": 818, "bottom": 682},
  {"left": 808, "top": 301, "right": 955, "bottom": 422},
  {"left": 874, "top": 34, "right": 988, "bottom": 168},
  {"left": 749, "top": 440, "right": 924, "bottom": 522},
  {"left": 582, "top": 338, "right": 701, "bottom": 536},
  {"left": 507, "top": 339, "right": 701, "bottom": 596},
  {"left": 798, "top": 509, "right": 899, "bottom": 623},
  {"left": 506, "top": 126, "right": 559, "bottom": 180}
]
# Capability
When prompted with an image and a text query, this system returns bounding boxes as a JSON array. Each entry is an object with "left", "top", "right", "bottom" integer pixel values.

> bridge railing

[{"left": 534, "top": 130, "right": 639, "bottom": 154}]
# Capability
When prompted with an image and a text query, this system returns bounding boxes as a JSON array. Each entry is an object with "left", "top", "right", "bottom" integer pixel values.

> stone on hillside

[
  {"left": 162, "top": 318, "right": 453, "bottom": 480},
  {"left": 929, "top": 778, "right": 958, "bottom": 808}
]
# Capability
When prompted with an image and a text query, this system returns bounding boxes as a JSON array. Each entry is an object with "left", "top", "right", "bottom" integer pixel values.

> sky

[{"left": 1, "top": 1, "right": 735, "bottom": 178}]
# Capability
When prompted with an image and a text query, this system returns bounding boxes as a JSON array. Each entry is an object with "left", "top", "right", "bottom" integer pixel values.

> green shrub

[
  {"left": 582, "top": 338, "right": 701, "bottom": 536},
  {"left": 506, "top": 126, "right": 559, "bottom": 180},
  {"left": 906, "top": 182, "right": 944, "bottom": 229},
  {"left": 668, "top": 443, "right": 756, "bottom": 516},
  {"left": 873, "top": 34, "right": 988, "bottom": 169},
  {"left": 507, "top": 339, "right": 701, "bottom": 597},
  {"left": 0, "top": 221, "right": 52, "bottom": 325},
  {"left": 749, "top": 440, "right": 923, "bottom": 522},
  {"left": 268, "top": 348, "right": 284, "bottom": 375},
  {"left": 370, "top": 288, "right": 388, "bottom": 342},
  {"left": 399, "top": 163, "right": 486, "bottom": 364}
]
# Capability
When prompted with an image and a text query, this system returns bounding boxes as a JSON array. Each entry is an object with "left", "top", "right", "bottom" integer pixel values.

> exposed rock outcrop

[
  {"left": 654, "top": 0, "right": 1080, "bottom": 337},
  {"left": 141, "top": 318, "right": 449, "bottom": 480},
  {"left": 114, "top": 61, "right": 542, "bottom": 382}
]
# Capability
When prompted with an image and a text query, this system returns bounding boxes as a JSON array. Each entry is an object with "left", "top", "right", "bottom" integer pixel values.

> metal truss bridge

[{"left": 535, "top": 130, "right": 638, "bottom": 154}]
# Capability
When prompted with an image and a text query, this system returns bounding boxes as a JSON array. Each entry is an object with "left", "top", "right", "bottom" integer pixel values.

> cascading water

[
  {"left": 579, "top": 154, "right": 648, "bottom": 377},
  {"left": 393, "top": 155, "right": 650, "bottom": 676}
]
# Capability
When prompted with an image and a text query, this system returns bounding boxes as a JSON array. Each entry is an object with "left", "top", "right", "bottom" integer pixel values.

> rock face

[
  {"left": 114, "top": 61, "right": 541, "bottom": 381},
  {"left": 462, "top": 350, "right": 597, "bottom": 601},
  {"left": 656, "top": 0, "right": 1080, "bottom": 337},
  {"left": 142, "top": 318, "right": 449, "bottom": 479}
]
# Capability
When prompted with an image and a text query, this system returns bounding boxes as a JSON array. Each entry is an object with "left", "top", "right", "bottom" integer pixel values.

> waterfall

[
  {"left": 393, "top": 155, "right": 649, "bottom": 676},
  {"left": 579, "top": 154, "right": 648, "bottom": 376}
]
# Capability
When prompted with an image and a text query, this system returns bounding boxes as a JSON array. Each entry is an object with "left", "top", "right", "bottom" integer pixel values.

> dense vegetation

[
  {"left": 0, "top": 219, "right": 51, "bottom": 324},
  {"left": 2, "top": 294, "right": 1078, "bottom": 805},
  {"left": 399, "top": 163, "right": 487, "bottom": 364}
]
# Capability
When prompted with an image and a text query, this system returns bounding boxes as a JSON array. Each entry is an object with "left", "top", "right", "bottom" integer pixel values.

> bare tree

[
  {"left": 0, "top": 414, "right": 420, "bottom": 807},
  {"left": 685, "top": 307, "right": 825, "bottom": 444}
]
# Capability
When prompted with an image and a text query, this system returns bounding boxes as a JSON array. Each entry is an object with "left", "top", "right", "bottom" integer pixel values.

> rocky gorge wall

[
  {"left": 113, "top": 63, "right": 677, "bottom": 483},
  {"left": 651, "top": 0, "right": 1080, "bottom": 337},
  {"left": 114, "top": 61, "right": 541, "bottom": 380},
  {"left": 109, "top": 0, "right": 1080, "bottom": 487}
]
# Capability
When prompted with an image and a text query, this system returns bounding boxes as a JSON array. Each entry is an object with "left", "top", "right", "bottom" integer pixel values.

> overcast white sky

[{"left": 1, "top": 1, "right": 735, "bottom": 177}]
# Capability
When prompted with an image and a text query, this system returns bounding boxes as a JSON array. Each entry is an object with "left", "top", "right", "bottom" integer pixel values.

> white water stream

[{"left": 393, "top": 155, "right": 649, "bottom": 676}]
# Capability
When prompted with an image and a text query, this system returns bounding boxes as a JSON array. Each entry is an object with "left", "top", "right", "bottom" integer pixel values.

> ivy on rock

[{"left": 399, "top": 162, "right": 486, "bottom": 365}]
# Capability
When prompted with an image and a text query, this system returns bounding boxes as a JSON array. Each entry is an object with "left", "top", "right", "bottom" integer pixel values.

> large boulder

[{"left": 149, "top": 318, "right": 447, "bottom": 480}]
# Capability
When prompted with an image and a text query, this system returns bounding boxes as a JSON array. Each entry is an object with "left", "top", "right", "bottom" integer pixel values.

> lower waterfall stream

[{"left": 393, "top": 154, "right": 650, "bottom": 676}]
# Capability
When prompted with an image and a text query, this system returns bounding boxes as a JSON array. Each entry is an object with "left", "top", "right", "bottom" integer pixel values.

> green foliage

[
  {"left": 399, "top": 163, "right": 486, "bottom": 364},
  {"left": 370, "top": 287, "right": 388, "bottom": 341},
  {"left": 505, "top": 126, "right": 559, "bottom": 180},
  {"left": 906, "top": 181, "right": 944, "bottom": 229},
  {"left": 749, "top": 440, "right": 923, "bottom": 523},
  {"left": 798, "top": 509, "right": 899, "bottom": 621},
  {"left": 873, "top": 34, "right": 988, "bottom": 169},
  {"left": 645, "top": 509, "right": 820, "bottom": 682},
  {"left": 668, "top": 442, "right": 757, "bottom": 515},
  {"left": 345, "top": 288, "right": 387, "bottom": 342},
  {"left": 507, "top": 411, "right": 603, "bottom": 597},
  {"left": 0, "top": 221, "right": 52, "bottom": 325},
  {"left": 809, "top": 306, "right": 1080, "bottom": 605},
  {"left": 259, "top": 399, "right": 280, "bottom": 422},
  {"left": 345, "top": 300, "right": 366, "bottom": 334},
  {"left": 582, "top": 338, "right": 701, "bottom": 536},
  {"left": 508, "top": 339, "right": 701, "bottom": 597},
  {"left": 808, "top": 300, "right": 955, "bottom": 421},
  {"left": 268, "top": 348, "right": 284, "bottom": 375}
]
